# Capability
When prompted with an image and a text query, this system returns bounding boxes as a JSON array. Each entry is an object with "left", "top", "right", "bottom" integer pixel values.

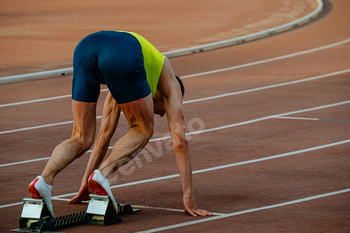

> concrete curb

[{"left": 0, "top": 0, "right": 323, "bottom": 85}]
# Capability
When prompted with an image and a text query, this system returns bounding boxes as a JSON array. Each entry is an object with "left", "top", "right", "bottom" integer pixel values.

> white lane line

[
  {"left": 0, "top": 120, "right": 74, "bottom": 135},
  {"left": 131, "top": 205, "right": 185, "bottom": 213},
  {"left": 183, "top": 100, "right": 350, "bottom": 138},
  {"left": 184, "top": 69, "right": 350, "bottom": 104},
  {"left": 275, "top": 116, "right": 350, "bottom": 123},
  {"left": 51, "top": 198, "right": 224, "bottom": 215},
  {"left": 0, "top": 202, "right": 24, "bottom": 209},
  {"left": 131, "top": 206, "right": 185, "bottom": 213},
  {"left": 0, "top": 89, "right": 108, "bottom": 108},
  {"left": 137, "top": 188, "right": 350, "bottom": 233},
  {"left": 130, "top": 205, "right": 227, "bottom": 216},
  {"left": 275, "top": 116, "right": 320, "bottom": 121},
  {"left": 181, "top": 38, "right": 350, "bottom": 79},
  {"left": 1, "top": 38, "right": 349, "bottom": 108},
  {"left": 51, "top": 198, "right": 227, "bottom": 216},
  {"left": 0, "top": 116, "right": 101, "bottom": 135},
  {"left": 1, "top": 100, "right": 349, "bottom": 168},
  {"left": 0, "top": 95, "right": 71, "bottom": 108},
  {"left": 1, "top": 138, "right": 349, "bottom": 209},
  {"left": 1, "top": 68, "right": 349, "bottom": 136},
  {"left": 0, "top": 157, "right": 51, "bottom": 167},
  {"left": 191, "top": 139, "right": 350, "bottom": 174},
  {"left": 51, "top": 197, "right": 89, "bottom": 203}
]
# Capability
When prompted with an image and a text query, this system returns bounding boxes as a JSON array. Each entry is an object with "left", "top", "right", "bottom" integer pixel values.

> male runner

[{"left": 28, "top": 30, "right": 212, "bottom": 218}]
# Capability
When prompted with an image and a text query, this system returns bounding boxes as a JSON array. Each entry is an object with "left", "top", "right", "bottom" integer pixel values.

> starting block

[
  {"left": 12, "top": 194, "right": 140, "bottom": 232},
  {"left": 18, "top": 198, "right": 53, "bottom": 229},
  {"left": 85, "top": 194, "right": 121, "bottom": 225}
]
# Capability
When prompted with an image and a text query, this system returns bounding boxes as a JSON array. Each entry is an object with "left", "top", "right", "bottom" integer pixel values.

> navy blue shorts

[{"left": 72, "top": 31, "right": 151, "bottom": 103}]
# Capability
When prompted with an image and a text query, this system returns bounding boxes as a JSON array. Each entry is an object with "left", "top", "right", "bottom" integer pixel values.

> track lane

[{"left": 1, "top": 0, "right": 350, "bottom": 232}]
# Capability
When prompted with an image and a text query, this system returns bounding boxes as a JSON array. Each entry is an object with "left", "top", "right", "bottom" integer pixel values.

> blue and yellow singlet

[{"left": 72, "top": 30, "right": 165, "bottom": 103}]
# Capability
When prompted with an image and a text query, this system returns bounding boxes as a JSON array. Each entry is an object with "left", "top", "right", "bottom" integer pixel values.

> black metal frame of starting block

[{"left": 12, "top": 194, "right": 140, "bottom": 232}]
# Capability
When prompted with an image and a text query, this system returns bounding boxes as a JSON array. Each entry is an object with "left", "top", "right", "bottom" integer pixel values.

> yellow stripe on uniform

[{"left": 127, "top": 32, "right": 165, "bottom": 97}]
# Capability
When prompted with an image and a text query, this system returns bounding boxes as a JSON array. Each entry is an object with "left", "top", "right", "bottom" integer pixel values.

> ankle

[{"left": 41, "top": 174, "right": 54, "bottom": 186}]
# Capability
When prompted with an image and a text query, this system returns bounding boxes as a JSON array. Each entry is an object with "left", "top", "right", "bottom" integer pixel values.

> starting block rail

[{"left": 12, "top": 194, "right": 140, "bottom": 232}]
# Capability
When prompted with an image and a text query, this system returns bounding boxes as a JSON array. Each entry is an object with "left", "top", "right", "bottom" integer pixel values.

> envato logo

[{"left": 109, "top": 117, "right": 205, "bottom": 185}]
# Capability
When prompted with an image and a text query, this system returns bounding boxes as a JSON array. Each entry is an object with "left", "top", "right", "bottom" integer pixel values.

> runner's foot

[
  {"left": 28, "top": 176, "right": 54, "bottom": 217},
  {"left": 88, "top": 170, "right": 118, "bottom": 213}
]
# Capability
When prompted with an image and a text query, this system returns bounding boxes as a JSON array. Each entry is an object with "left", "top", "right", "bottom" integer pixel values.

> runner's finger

[{"left": 184, "top": 208, "right": 198, "bottom": 217}]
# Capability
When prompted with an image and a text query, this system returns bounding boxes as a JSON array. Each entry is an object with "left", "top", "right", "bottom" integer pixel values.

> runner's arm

[{"left": 161, "top": 58, "right": 212, "bottom": 216}]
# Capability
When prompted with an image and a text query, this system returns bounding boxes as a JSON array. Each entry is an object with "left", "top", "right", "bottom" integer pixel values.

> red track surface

[{"left": 0, "top": 0, "right": 349, "bottom": 232}]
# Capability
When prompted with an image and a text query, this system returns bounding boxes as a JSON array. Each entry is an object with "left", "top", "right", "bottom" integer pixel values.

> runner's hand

[{"left": 183, "top": 193, "right": 213, "bottom": 217}]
